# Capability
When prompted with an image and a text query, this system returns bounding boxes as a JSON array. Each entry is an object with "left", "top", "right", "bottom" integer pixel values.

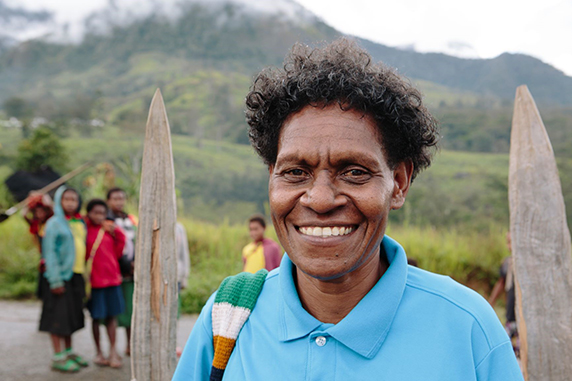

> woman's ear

[{"left": 390, "top": 160, "right": 413, "bottom": 210}]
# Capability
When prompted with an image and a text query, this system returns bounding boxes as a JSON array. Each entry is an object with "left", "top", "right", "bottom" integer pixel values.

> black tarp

[{"left": 4, "top": 166, "right": 61, "bottom": 202}]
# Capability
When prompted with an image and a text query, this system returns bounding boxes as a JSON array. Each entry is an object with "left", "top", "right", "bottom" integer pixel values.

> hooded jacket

[{"left": 42, "top": 186, "right": 83, "bottom": 289}]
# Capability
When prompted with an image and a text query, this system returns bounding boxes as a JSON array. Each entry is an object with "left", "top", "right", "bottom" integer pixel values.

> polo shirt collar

[{"left": 278, "top": 235, "right": 408, "bottom": 359}]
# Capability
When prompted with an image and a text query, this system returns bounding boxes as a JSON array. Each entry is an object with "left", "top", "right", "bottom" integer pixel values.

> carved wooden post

[
  {"left": 131, "top": 89, "right": 178, "bottom": 380},
  {"left": 509, "top": 85, "right": 572, "bottom": 380}
]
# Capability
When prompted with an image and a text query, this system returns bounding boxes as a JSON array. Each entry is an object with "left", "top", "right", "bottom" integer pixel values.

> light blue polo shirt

[{"left": 173, "top": 236, "right": 523, "bottom": 380}]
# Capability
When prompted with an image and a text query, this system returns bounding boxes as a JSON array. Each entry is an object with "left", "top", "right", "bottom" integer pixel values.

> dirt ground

[{"left": 0, "top": 300, "right": 197, "bottom": 381}]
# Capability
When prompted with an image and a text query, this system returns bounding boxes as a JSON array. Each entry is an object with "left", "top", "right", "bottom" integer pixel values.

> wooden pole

[
  {"left": 509, "top": 85, "right": 572, "bottom": 380},
  {"left": 131, "top": 89, "right": 178, "bottom": 381}
]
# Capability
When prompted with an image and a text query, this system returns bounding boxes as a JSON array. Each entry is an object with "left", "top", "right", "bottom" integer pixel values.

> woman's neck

[{"left": 295, "top": 252, "right": 388, "bottom": 324}]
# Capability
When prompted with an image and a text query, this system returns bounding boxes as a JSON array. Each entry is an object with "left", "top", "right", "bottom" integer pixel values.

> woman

[{"left": 173, "top": 39, "right": 523, "bottom": 380}]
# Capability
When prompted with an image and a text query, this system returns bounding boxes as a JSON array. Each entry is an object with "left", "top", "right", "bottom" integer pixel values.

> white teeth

[{"left": 299, "top": 226, "right": 354, "bottom": 237}]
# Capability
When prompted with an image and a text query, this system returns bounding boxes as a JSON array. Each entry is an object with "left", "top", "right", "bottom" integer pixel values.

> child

[
  {"left": 22, "top": 192, "right": 54, "bottom": 298},
  {"left": 22, "top": 192, "right": 54, "bottom": 253},
  {"left": 106, "top": 187, "right": 138, "bottom": 356},
  {"left": 40, "top": 186, "right": 88, "bottom": 373},
  {"left": 85, "top": 198, "right": 126, "bottom": 368}
]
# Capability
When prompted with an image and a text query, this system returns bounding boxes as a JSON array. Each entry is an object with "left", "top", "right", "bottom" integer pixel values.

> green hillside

[
  {"left": 3, "top": 126, "right": 572, "bottom": 230},
  {"left": 1, "top": 1, "right": 572, "bottom": 156}
]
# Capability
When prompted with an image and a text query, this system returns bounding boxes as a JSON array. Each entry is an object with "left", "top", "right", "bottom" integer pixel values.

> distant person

[
  {"left": 40, "top": 186, "right": 88, "bottom": 373},
  {"left": 242, "top": 214, "right": 281, "bottom": 273},
  {"left": 106, "top": 187, "right": 138, "bottom": 356},
  {"left": 85, "top": 199, "right": 126, "bottom": 368},
  {"left": 21, "top": 192, "right": 54, "bottom": 298},
  {"left": 489, "top": 232, "right": 519, "bottom": 357},
  {"left": 176, "top": 222, "right": 191, "bottom": 291},
  {"left": 175, "top": 222, "right": 191, "bottom": 358},
  {"left": 22, "top": 192, "right": 54, "bottom": 253}
]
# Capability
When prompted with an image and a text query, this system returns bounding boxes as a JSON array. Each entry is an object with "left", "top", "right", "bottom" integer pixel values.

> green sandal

[
  {"left": 67, "top": 353, "right": 89, "bottom": 367},
  {"left": 52, "top": 358, "right": 80, "bottom": 373}
]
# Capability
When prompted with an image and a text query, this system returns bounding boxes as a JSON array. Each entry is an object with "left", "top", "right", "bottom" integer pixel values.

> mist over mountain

[
  {"left": 1, "top": 0, "right": 570, "bottom": 107},
  {"left": 1, "top": 0, "right": 571, "bottom": 156},
  {"left": 0, "top": 0, "right": 53, "bottom": 52}
]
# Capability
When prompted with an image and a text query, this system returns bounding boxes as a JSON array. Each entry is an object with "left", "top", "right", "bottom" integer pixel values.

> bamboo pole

[
  {"left": 508, "top": 85, "right": 572, "bottom": 380},
  {"left": 131, "top": 89, "right": 178, "bottom": 381}
]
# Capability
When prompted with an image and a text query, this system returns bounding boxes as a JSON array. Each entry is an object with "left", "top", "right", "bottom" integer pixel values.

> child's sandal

[
  {"left": 52, "top": 358, "right": 80, "bottom": 373},
  {"left": 68, "top": 353, "right": 89, "bottom": 367}
]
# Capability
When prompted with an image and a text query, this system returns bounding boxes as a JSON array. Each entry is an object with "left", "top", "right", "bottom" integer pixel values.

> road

[{"left": 0, "top": 300, "right": 197, "bottom": 381}]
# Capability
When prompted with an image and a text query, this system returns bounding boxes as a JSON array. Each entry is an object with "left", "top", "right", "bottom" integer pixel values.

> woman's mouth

[{"left": 297, "top": 226, "right": 357, "bottom": 238}]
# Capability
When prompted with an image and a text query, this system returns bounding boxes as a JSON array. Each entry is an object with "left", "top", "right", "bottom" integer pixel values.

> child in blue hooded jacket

[{"left": 40, "top": 186, "right": 88, "bottom": 373}]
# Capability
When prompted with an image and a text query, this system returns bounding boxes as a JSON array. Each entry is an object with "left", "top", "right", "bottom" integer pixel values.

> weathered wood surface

[
  {"left": 509, "top": 85, "right": 572, "bottom": 380},
  {"left": 131, "top": 89, "right": 178, "bottom": 381}
]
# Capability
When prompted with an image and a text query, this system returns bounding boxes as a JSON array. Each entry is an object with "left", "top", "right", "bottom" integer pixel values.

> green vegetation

[
  {"left": 16, "top": 127, "right": 68, "bottom": 172},
  {"left": 1, "top": 3, "right": 571, "bottom": 315},
  {"left": 0, "top": 214, "right": 508, "bottom": 314}
]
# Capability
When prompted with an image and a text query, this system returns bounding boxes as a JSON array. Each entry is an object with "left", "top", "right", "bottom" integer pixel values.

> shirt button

[{"left": 315, "top": 336, "right": 327, "bottom": 347}]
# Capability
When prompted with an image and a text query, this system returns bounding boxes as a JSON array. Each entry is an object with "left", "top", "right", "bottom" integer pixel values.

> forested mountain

[{"left": 1, "top": 0, "right": 571, "bottom": 154}]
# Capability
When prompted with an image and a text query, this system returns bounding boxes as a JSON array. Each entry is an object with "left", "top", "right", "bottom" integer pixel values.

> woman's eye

[
  {"left": 288, "top": 169, "right": 305, "bottom": 176},
  {"left": 342, "top": 168, "right": 371, "bottom": 182},
  {"left": 349, "top": 169, "right": 365, "bottom": 176}
]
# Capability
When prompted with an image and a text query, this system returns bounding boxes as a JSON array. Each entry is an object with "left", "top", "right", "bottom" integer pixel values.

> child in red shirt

[{"left": 85, "top": 199, "right": 126, "bottom": 368}]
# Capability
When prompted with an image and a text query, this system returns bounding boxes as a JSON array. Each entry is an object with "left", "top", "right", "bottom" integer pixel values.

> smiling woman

[{"left": 173, "top": 39, "right": 524, "bottom": 381}]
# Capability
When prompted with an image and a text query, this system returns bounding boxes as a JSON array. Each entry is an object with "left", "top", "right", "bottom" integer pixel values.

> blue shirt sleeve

[
  {"left": 475, "top": 341, "right": 524, "bottom": 380},
  {"left": 173, "top": 292, "right": 216, "bottom": 381}
]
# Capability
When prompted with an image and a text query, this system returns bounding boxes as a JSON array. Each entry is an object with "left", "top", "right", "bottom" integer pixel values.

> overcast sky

[
  {"left": 297, "top": 0, "right": 572, "bottom": 75},
  {"left": 11, "top": 0, "right": 572, "bottom": 75}
]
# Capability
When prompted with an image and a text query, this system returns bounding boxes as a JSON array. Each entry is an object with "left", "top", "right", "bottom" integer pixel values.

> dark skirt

[
  {"left": 39, "top": 273, "right": 85, "bottom": 336},
  {"left": 87, "top": 285, "right": 125, "bottom": 320}
]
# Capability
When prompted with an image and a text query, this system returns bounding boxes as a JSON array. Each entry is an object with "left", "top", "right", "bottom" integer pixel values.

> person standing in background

[
  {"left": 175, "top": 222, "right": 191, "bottom": 358},
  {"left": 242, "top": 214, "right": 281, "bottom": 273},
  {"left": 176, "top": 222, "right": 191, "bottom": 291},
  {"left": 106, "top": 187, "right": 138, "bottom": 357},
  {"left": 489, "top": 232, "right": 519, "bottom": 357},
  {"left": 85, "top": 199, "right": 126, "bottom": 368},
  {"left": 40, "top": 186, "right": 88, "bottom": 373},
  {"left": 21, "top": 192, "right": 54, "bottom": 299}
]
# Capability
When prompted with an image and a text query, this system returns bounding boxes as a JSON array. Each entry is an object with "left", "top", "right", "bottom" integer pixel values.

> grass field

[{"left": 0, "top": 215, "right": 509, "bottom": 314}]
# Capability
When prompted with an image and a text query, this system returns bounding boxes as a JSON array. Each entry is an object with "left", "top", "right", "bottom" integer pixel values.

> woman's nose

[{"left": 300, "top": 172, "right": 346, "bottom": 214}]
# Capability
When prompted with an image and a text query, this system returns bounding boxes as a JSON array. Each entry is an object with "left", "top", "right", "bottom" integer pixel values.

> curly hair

[{"left": 245, "top": 38, "right": 439, "bottom": 180}]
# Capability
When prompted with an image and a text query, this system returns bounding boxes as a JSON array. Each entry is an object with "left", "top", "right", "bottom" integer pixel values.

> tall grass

[
  {"left": 0, "top": 218, "right": 39, "bottom": 298},
  {"left": 0, "top": 216, "right": 508, "bottom": 313}
]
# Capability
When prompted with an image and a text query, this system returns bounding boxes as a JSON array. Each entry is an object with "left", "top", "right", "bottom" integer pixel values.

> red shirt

[{"left": 86, "top": 219, "right": 126, "bottom": 289}]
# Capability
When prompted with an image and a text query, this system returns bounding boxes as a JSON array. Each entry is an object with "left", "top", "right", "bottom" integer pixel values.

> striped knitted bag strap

[{"left": 210, "top": 269, "right": 268, "bottom": 381}]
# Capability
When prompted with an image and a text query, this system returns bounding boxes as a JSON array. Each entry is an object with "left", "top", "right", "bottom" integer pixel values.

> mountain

[
  {"left": 1, "top": 0, "right": 570, "bottom": 106},
  {"left": 359, "top": 39, "right": 572, "bottom": 105},
  {"left": 1, "top": 0, "right": 571, "bottom": 156}
]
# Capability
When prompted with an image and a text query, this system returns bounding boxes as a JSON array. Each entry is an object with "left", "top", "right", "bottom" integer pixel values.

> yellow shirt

[
  {"left": 69, "top": 219, "right": 86, "bottom": 274},
  {"left": 242, "top": 242, "right": 265, "bottom": 274}
]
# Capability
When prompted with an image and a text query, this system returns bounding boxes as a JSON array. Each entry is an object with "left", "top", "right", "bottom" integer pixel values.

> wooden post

[
  {"left": 131, "top": 89, "right": 178, "bottom": 381},
  {"left": 509, "top": 85, "right": 572, "bottom": 380}
]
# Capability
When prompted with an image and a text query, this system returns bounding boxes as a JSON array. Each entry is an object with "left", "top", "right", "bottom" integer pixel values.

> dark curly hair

[{"left": 245, "top": 38, "right": 439, "bottom": 180}]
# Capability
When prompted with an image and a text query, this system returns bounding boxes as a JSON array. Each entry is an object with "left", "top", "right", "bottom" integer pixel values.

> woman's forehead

[{"left": 277, "top": 105, "right": 385, "bottom": 166}]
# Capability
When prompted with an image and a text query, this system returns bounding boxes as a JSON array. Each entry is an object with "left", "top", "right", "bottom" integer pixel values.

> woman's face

[{"left": 269, "top": 105, "right": 412, "bottom": 281}]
